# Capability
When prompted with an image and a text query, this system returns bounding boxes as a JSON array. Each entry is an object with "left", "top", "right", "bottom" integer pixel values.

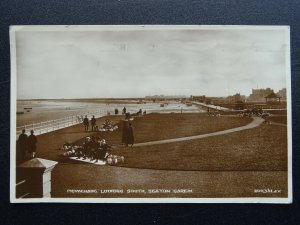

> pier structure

[{"left": 191, "top": 101, "right": 231, "bottom": 112}]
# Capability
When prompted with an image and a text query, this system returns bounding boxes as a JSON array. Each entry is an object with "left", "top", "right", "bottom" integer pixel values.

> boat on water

[
  {"left": 186, "top": 102, "right": 193, "bottom": 107},
  {"left": 24, "top": 107, "right": 32, "bottom": 112},
  {"left": 160, "top": 103, "right": 164, "bottom": 107}
]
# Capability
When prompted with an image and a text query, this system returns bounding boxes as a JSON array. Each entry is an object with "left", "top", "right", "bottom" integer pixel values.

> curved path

[
  {"left": 50, "top": 116, "right": 287, "bottom": 199},
  {"left": 133, "top": 116, "right": 265, "bottom": 147}
]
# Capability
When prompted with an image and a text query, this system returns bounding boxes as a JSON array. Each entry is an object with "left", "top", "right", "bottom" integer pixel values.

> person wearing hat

[
  {"left": 18, "top": 129, "right": 28, "bottom": 163},
  {"left": 91, "top": 115, "right": 96, "bottom": 131},
  {"left": 126, "top": 123, "right": 134, "bottom": 147},
  {"left": 122, "top": 120, "right": 129, "bottom": 146},
  {"left": 83, "top": 115, "right": 89, "bottom": 131},
  {"left": 28, "top": 130, "right": 37, "bottom": 159}
]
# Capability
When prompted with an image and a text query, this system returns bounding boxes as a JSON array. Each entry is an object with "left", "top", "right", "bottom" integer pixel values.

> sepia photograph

[{"left": 10, "top": 25, "right": 292, "bottom": 203}]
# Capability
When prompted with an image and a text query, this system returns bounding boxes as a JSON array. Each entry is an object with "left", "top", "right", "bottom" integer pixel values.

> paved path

[{"left": 134, "top": 116, "right": 265, "bottom": 147}]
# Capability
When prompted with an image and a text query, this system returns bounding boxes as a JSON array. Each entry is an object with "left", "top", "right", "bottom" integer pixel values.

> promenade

[{"left": 17, "top": 113, "right": 287, "bottom": 198}]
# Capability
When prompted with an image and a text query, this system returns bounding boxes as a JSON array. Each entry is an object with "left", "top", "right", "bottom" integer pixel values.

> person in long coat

[
  {"left": 127, "top": 123, "right": 134, "bottom": 147},
  {"left": 18, "top": 129, "right": 28, "bottom": 163},
  {"left": 28, "top": 130, "right": 37, "bottom": 159},
  {"left": 91, "top": 115, "right": 96, "bottom": 131},
  {"left": 83, "top": 115, "right": 89, "bottom": 131},
  {"left": 122, "top": 120, "right": 129, "bottom": 146}
]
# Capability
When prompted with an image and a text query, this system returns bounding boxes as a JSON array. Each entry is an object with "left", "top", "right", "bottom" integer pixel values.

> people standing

[
  {"left": 122, "top": 107, "right": 126, "bottom": 115},
  {"left": 28, "top": 130, "right": 37, "bottom": 159},
  {"left": 83, "top": 115, "right": 89, "bottom": 131},
  {"left": 91, "top": 115, "right": 96, "bottom": 131},
  {"left": 18, "top": 129, "right": 28, "bottom": 162},
  {"left": 122, "top": 121, "right": 134, "bottom": 147}
]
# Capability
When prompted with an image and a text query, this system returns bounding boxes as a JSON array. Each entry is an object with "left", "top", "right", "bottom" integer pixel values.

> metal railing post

[{"left": 16, "top": 106, "right": 115, "bottom": 138}]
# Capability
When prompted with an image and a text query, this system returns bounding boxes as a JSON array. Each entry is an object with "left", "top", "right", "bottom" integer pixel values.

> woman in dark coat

[
  {"left": 126, "top": 123, "right": 134, "bottom": 147},
  {"left": 122, "top": 120, "right": 129, "bottom": 146}
]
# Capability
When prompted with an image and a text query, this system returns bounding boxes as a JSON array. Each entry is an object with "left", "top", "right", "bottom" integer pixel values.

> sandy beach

[{"left": 16, "top": 99, "right": 203, "bottom": 127}]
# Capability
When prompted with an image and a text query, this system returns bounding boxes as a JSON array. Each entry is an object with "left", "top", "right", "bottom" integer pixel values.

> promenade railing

[{"left": 16, "top": 108, "right": 115, "bottom": 137}]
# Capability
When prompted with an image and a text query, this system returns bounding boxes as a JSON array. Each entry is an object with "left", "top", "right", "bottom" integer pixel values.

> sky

[{"left": 15, "top": 26, "right": 289, "bottom": 99}]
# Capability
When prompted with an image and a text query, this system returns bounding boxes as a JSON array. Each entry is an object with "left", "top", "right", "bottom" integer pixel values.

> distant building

[
  {"left": 208, "top": 97, "right": 227, "bottom": 105},
  {"left": 145, "top": 95, "right": 187, "bottom": 102},
  {"left": 277, "top": 88, "right": 286, "bottom": 101},
  {"left": 191, "top": 94, "right": 245, "bottom": 105},
  {"left": 248, "top": 88, "right": 274, "bottom": 102},
  {"left": 227, "top": 93, "right": 246, "bottom": 103},
  {"left": 265, "top": 92, "right": 282, "bottom": 104},
  {"left": 190, "top": 95, "right": 206, "bottom": 103}
]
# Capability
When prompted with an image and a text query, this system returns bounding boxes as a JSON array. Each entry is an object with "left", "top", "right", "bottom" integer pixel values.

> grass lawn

[
  {"left": 34, "top": 113, "right": 251, "bottom": 162},
  {"left": 69, "top": 113, "right": 287, "bottom": 171},
  {"left": 44, "top": 113, "right": 287, "bottom": 172},
  {"left": 268, "top": 115, "right": 287, "bottom": 124},
  {"left": 17, "top": 113, "right": 288, "bottom": 198},
  {"left": 73, "top": 113, "right": 252, "bottom": 145},
  {"left": 130, "top": 113, "right": 252, "bottom": 143},
  {"left": 112, "top": 124, "right": 287, "bottom": 171}
]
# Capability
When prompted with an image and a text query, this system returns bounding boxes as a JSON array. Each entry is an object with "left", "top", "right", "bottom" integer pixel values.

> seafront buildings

[
  {"left": 248, "top": 88, "right": 286, "bottom": 102},
  {"left": 190, "top": 87, "right": 287, "bottom": 110}
]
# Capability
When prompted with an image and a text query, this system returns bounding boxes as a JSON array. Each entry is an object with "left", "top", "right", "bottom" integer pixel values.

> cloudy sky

[{"left": 15, "top": 26, "right": 289, "bottom": 99}]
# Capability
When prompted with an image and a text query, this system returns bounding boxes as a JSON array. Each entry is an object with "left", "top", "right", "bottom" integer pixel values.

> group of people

[
  {"left": 61, "top": 137, "right": 124, "bottom": 165},
  {"left": 62, "top": 137, "right": 112, "bottom": 163},
  {"left": 83, "top": 115, "right": 97, "bottom": 131},
  {"left": 17, "top": 106, "right": 139, "bottom": 166},
  {"left": 83, "top": 115, "right": 118, "bottom": 132},
  {"left": 17, "top": 129, "right": 37, "bottom": 163},
  {"left": 100, "top": 119, "right": 118, "bottom": 131},
  {"left": 82, "top": 106, "right": 146, "bottom": 132},
  {"left": 239, "top": 108, "right": 270, "bottom": 118}
]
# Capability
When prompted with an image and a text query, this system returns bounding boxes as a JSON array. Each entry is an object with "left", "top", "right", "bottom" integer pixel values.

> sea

[{"left": 16, "top": 100, "right": 204, "bottom": 127}]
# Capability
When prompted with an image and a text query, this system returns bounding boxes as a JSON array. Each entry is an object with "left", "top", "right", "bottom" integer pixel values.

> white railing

[{"left": 16, "top": 108, "right": 115, "bottom": 137}]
